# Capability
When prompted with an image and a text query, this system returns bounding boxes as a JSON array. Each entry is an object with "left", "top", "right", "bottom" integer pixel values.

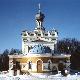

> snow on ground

[{"left": 0, "top": 73, "right": 80, "bottom": 80}]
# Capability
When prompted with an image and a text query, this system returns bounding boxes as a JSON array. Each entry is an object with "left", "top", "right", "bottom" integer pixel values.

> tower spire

[
  {"left": 38, "top": 3, "right": 41, "bottom": 13},
  {"left": 35, "top": 3, "right": 45, "bottom": 31}
]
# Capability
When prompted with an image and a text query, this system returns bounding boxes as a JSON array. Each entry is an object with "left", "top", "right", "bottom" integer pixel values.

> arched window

[
  {"left": 28, "top": 61, "right": 32, "bottom": 69},
  {"left": 52, "top": 66, "right": 58, "bottom": 74},
  {"left": 48, "top": 61, "right": 50, "bottom": 70},
  {"left": 58, "top": 61, "right": 65, "bottom": 71},
  {"left": 48, "top": 60, "right": 52, "bottom": 70}
]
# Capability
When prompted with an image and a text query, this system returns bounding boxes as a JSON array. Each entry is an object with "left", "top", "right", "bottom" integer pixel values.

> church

[{"left": 9, "top": 4, "right": 70, "bottom": 75}]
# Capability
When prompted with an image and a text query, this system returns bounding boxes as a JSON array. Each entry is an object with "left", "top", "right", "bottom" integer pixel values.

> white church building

[{"left": 9, "top": 4, "right": 70, "bottom": 75}]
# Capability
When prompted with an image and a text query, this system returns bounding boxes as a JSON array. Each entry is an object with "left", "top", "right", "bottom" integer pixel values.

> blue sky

[{"left": 0, "top": 0, "right": 80, "bottom": 52}]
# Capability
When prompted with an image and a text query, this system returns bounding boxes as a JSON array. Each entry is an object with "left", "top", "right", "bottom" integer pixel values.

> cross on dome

[{"left": 38, "top": 3, "right": 41, "bottom": 13}]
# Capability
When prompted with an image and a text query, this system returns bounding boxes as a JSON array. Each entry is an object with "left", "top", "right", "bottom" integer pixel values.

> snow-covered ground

[{"left": 0, "top": 73, "right": 80, "bottom": 80}]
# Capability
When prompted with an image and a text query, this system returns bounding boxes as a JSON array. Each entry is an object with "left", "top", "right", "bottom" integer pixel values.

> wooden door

[{"left": 37, "top": 60, "right": 42, "bottom": 72}]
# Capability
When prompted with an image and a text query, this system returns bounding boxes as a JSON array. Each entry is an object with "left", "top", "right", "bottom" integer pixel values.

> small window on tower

[
  {"left": 45, "top": 34, "right": 48, "bottom": 36},
  {"left": 52, "top": 39, "right": 56, "bottom": 41},
  {"left": 52, "top": 34, "right": 55, "bottom": 36},
  {"left": 23, "top": 34, "right": 27, "bottom": 36},
  {"left": 38, "top": 34, "right": 41, "bottom": 36},
  {"left": 23, "top": 38, "right": 27, "bottom": 40},
  {"left": 30, "top": 34, "right": 34, "bottom": 36}
]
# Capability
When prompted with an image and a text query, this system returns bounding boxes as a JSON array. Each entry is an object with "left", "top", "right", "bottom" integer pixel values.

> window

[
  {"left": 51, "top": 38, "right": 56, "bottom": 41},
  {"left": 28, "top": 33, "right": 30, "bottom": 35},
  {"left": 48, "top": 61, "right": 51, "bottom": 70},
  {"left": 16, "top": 61, "right": 21, "bottom": 69},
  {"left": 37, "top": 50, "right": 38, "bottom": 52},
  {"left": 30, "top": 34, "right": 34, "bottom": 36},
  {"left": 23, "top": 34, "right": 27, "bottom": 36},
  {"left": 48, "top": 60, "right": 51, "bottom": 70},
  {"left": 38, "top": 34, "right": 41, "bottom": 36},
  {"left": 41, "top": 47, "right": 42, "bottom": 50},
  {"left": 23, "top": 38, "right": 27, "bottom": 40},
  {"left": 52, "top": 34, "right": 55, "bottom": 36},
  {"left": 45, "top": 38, "right": 49, "bottom": 40},
  {"left": 45, "top": 34, "right": 48, "bottom": 36},
  {"left": 52, "top": 66, "right": 58, "bottom": 73},
  {"left": 28, "top": 61, "right": 32, "bottom": 69}
]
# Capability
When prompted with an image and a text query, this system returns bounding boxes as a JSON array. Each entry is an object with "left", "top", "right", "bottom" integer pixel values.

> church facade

[{"left": 9, "top": 5, "right": 70, "bottom": 75}]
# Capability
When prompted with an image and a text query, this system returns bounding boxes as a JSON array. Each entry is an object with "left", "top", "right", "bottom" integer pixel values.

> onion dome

[
  {"left": 35, "top": 12, "right": 45, "bottom": 22},
  {"left": 35, "top": 3, "right": 45, "bottom": 22}
]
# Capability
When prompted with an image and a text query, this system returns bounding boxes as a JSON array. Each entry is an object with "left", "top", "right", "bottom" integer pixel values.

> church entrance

[{"left": 37, "top": 60, "right": 42, "bottom": 72}]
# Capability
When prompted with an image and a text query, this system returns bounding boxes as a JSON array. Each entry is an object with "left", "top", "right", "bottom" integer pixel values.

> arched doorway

[
  {"left": 58, "top": 61, "right": 65, "bottom": 75},
  {"left": 37, "top": 60, "right": 42, "bottom": 72}
]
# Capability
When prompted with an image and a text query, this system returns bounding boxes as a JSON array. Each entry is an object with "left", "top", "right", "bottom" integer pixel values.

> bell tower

[
  {"left": 35, "top": 3, "right": 45, "bottom": 31},
  {"left": 21, "top": 4, "right": 58, "bottom": 55}
]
